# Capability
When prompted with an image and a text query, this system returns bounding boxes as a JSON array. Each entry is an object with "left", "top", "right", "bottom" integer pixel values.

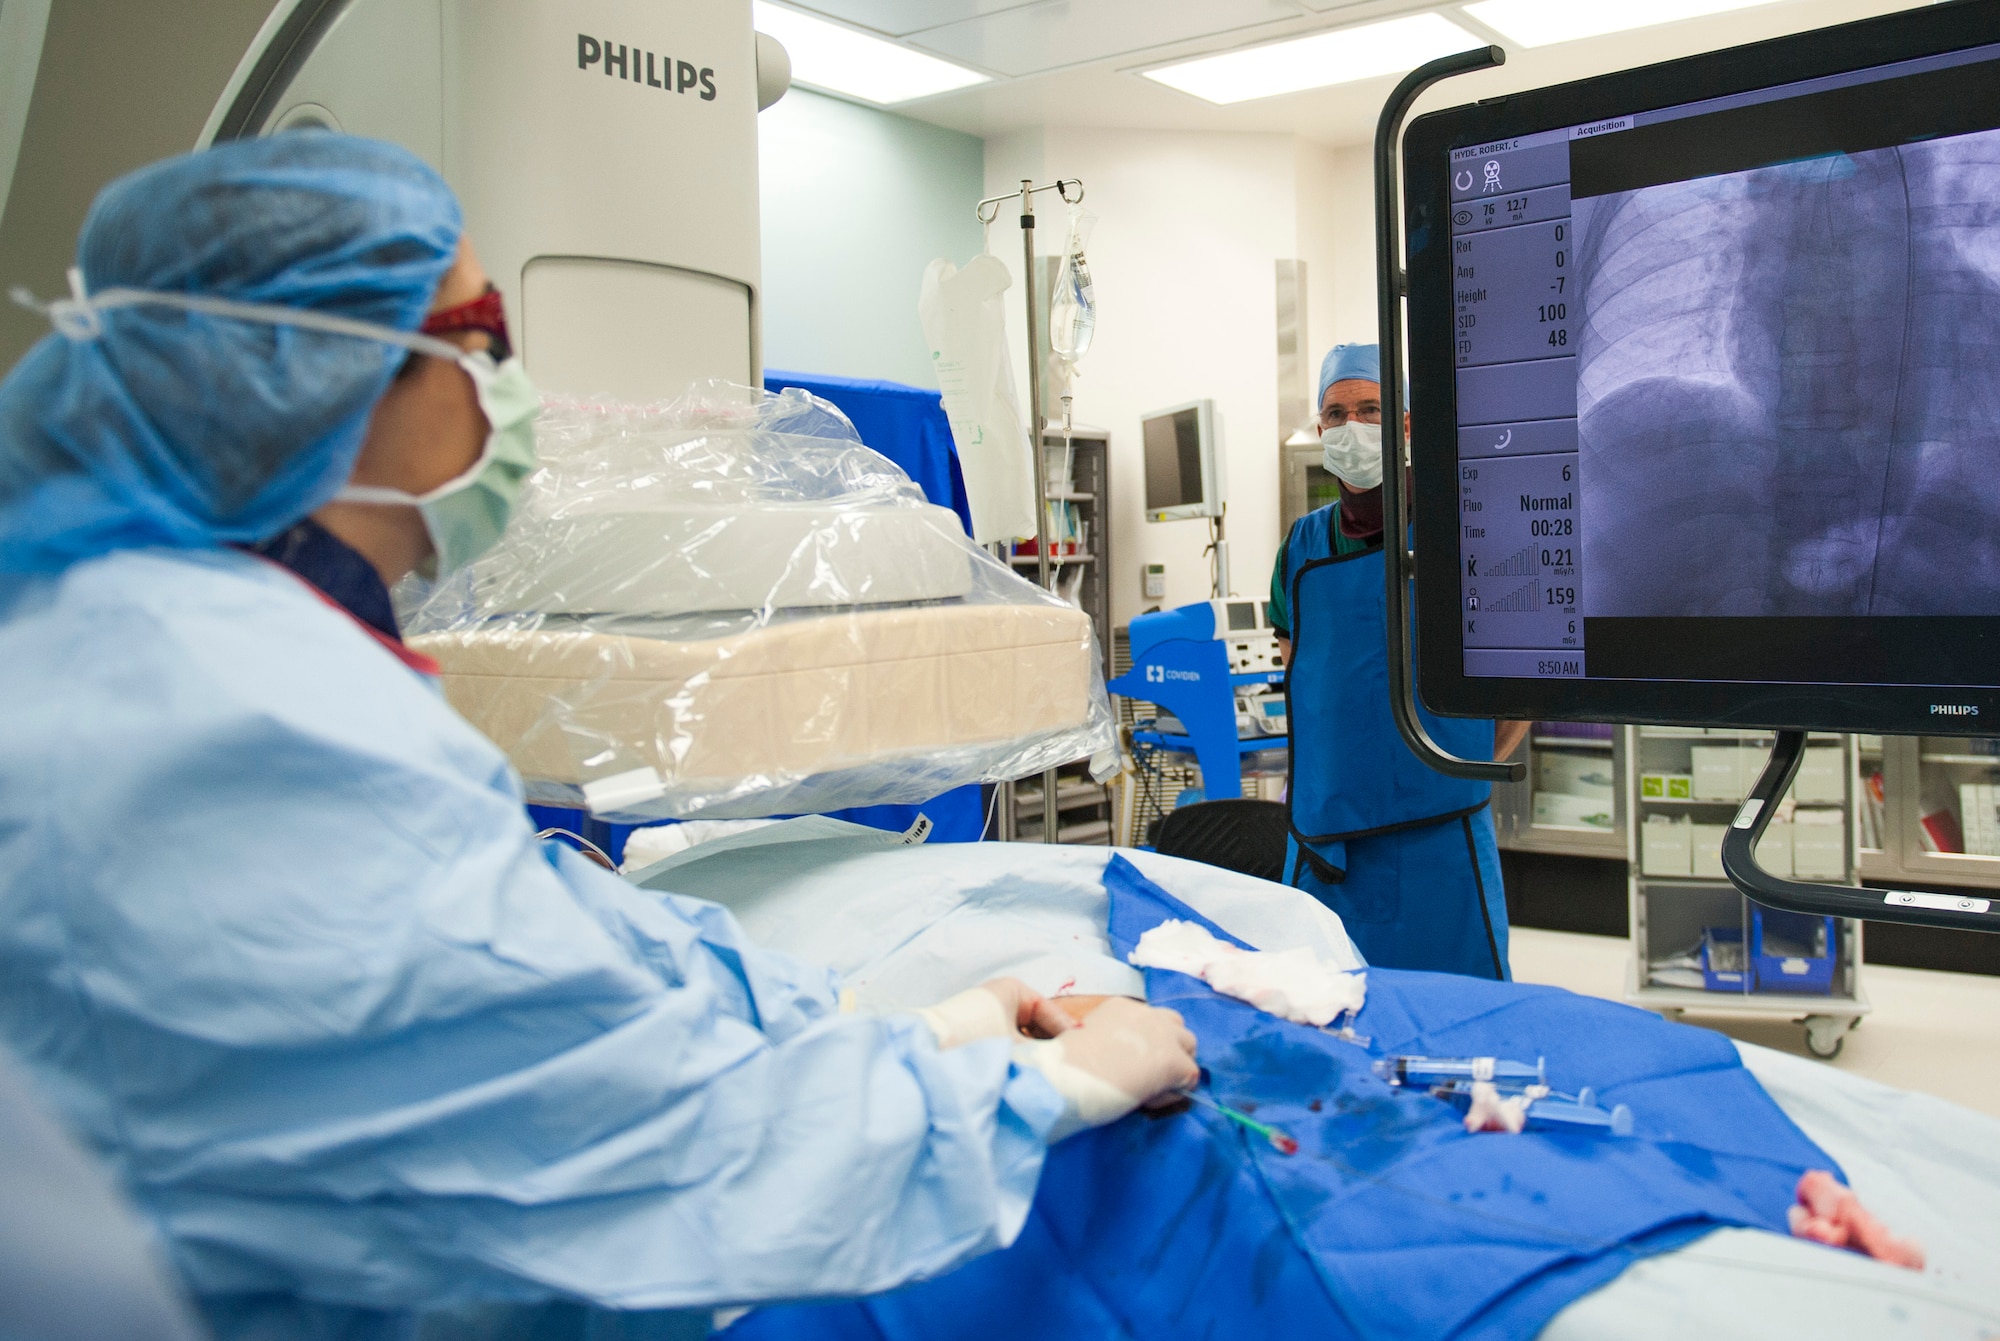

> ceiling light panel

[
  {"left": 909, "top": 0, "right": 1303, "bottom": 79},
  {"left": 1461, "top": 0, "right": 1784, "bottom": 48},
  {"left": 778, "top": 1, "right": 1038, "bottom": 41},
  {"left": 751, "top": 1, "right": 991, "bottom": 104},
  {"left": 1143, "top": 13, "right": 1486, "bottom": 105}
]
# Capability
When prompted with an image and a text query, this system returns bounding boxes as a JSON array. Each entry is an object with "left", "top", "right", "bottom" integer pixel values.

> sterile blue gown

[
  {"left": 0, "top": 547, "right": 1062, "bottom": 1337},
  {"left": 0, "top": 131, "right": 1061, "bottom": 1339},
  {"left": 1279, "top": 503, "right": 1510, "bottom": 978}
]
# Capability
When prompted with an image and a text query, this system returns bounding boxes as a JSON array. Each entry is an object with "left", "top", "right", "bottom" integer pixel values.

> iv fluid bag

[{"left": 1050, "top": 208, "right": 1098, "bottom": 365}]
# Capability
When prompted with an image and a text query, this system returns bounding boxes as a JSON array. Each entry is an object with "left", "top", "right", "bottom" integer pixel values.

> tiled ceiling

[{"left": 770, "top": 0, "right": 1935, "bottom": 145}]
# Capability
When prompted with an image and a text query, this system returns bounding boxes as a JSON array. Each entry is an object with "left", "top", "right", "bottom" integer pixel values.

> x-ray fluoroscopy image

[{"left": 1575, "top": 131, "right": 2000, "bottom": 617}]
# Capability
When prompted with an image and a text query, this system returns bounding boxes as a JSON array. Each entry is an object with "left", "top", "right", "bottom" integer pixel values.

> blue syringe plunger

[{"left": 1373, "top": 1054, "right": 1548, "bottom": 1088}]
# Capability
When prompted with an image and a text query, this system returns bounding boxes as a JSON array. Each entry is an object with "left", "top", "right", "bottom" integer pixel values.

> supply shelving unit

[
  {"left": 1857, "top": 735, "right": 2000, "bottom": 891},
  {"left": 1622, "top": 727, "right": 1868, "bottom": 1057},
  {"left": 1010, "top": 777, "right": 1112, "bottom": 844},
  {"left": 1492, "top": 725, "right": 1625, "bottom": 859},
  {"left": 1000, "top": 427, "right": 1114, "bottom": 844}
]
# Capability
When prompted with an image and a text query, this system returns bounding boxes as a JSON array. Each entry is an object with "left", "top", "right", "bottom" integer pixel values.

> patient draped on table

[{"left": 726, "top": 855, "right": 1842, "bottom": 1341}]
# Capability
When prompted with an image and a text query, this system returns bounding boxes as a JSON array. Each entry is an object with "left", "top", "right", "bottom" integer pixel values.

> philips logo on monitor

[{"left": 1930, "top": 705, "right": 1979, "bottom": 717}]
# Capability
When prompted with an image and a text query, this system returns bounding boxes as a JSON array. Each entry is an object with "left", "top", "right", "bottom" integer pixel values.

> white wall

[
  {"left": 758, "top": 89, "right": 983, "bottom": 388},
  {"left": 1295, "top": 140, "right": 1378, "bottom": 374},
  {"left": 989, "top": 127, "right": 1375, "bottom": 626}
]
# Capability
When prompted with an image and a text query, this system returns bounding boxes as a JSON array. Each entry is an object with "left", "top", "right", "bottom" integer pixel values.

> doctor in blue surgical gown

[{"left": 0, "top": 134, "right": 1198, "bottom": 1339}]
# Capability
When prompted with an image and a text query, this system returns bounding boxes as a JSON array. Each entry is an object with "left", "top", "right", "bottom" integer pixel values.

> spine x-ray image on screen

[{"left": 1575, "top": 130, "right": 2000, "bottom": 619}]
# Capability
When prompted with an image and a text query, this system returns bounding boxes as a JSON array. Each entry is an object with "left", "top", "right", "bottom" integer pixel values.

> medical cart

[
  {"left": 1624, "top": 728, "right": 1868, "bottom": 1058},
  {"left": 1107, "top": 599, "right": 1288, "bottom": 844}
]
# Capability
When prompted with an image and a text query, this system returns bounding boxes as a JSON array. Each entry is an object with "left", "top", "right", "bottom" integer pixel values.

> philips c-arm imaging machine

[
  {"left": 1382, "top": 2, "right": 2000, "bottom": 951},
  {"left": 196, "top": 2, "right": 1117, "bottom": 828},
  {"left": 200, "top": 0, "right": 788, "bottom": 401}
]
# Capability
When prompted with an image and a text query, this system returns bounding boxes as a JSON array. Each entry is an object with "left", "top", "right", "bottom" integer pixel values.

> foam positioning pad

[{"left": 412, "top": 601, "right": 1096, "bottom": 797}]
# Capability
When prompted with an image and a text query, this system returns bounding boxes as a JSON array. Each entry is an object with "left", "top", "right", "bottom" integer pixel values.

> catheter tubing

[
  {"left": 1723, "top": 731, "right": 2000, "bottom": 934},
  {"left": 1374, "top": 44, "right": 1523, "bottom": 784}
]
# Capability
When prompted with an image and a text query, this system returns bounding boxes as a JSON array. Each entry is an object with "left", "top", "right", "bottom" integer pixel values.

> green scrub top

[{"left": 1267, "top": 498, "right": 1373, "bottom": 638}]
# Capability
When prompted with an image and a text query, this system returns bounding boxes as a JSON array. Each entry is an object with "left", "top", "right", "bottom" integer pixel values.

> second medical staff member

[
  {"left": 1270, "top": 344, "right": 1527, "bottom": 979},
  {"left": 0, "top": 134, "right": 1198, "bottom": 1337}
]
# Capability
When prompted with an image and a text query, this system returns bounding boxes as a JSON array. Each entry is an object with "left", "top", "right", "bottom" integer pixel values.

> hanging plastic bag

[
  {"left": 1049, "top": 206, "right": 1098, "bottom": 370},
  {"left": 919, "top": 254, "right": 1036, "bottom": 543}
]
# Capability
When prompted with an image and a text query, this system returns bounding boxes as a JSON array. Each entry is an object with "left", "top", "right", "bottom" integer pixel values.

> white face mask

[
  {"left": 1321, "top": 420, "right": 1384, "bottom": 490},
  {"left": 336, "top": 352, "right": 540, "bottom": 578}
]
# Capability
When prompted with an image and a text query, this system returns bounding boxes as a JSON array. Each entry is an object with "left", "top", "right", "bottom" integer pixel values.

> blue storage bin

[
  {"left": 1699, "top": 926, "right": 1749, "bottom": 992},
  {"left": 1752, "top": 908, "right": 1836, "bottom": 995}
]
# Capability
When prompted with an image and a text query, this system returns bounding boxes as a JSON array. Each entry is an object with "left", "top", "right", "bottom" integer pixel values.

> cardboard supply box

[
  {"left": 1538, "top": 752, "right": 1615, "bottom": 800},
  {"left": 1756, "top": 819, "right": 1795, "bottom": 878},
  {"left": 1791, "top": 747, "right": 1845, "bottom": 804},
  {"left": 1691, "top": 822, "right": 1730, "bottom": 878},
  {"left": 1533, "top": 790, "right": 1614, "bottom": 830},
  {"left": 1961, "top": 782, "right": 2000, "bottom": 857},
  {"left": 1641, "top": 815, "right": 1693, "bottom": 876},
  {"left": 1640, "top": 771, "right": 1694, "bottom": 800},
  {"left": 1791, "top": 808, "right": 1846, "bottom": 879},
  {"left": 1691, "top": 745, "right": 1748, "bottom": 800}
]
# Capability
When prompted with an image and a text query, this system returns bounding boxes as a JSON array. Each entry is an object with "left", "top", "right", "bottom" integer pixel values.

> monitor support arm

[
  {"left": 1376, "top": 46, "right": 1524, "bottom": 784},
  {"left": 1723, "top": 731, "right": 2000, "bottom": 934}
]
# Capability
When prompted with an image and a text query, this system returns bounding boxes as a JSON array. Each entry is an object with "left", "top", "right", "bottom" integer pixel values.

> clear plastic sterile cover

[{"left": 404, "top": 382, "right": 1116, "bottom": 821}]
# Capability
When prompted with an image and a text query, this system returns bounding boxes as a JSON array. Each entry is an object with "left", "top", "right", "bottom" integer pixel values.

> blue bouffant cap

[
  {"left": 0, "top": 133, "right": 462, "bottom": 573},
  {"left": 1316, "top": 343, "right": 1381, "bottom": 404}
]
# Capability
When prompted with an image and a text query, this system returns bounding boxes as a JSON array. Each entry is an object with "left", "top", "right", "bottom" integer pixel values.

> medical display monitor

[
  {"left": 1405, "top": 1, "right": 2000, "bottom": 734},
  {"left": 1142, "top": 400, "right": 1225, "bottom": 522}
]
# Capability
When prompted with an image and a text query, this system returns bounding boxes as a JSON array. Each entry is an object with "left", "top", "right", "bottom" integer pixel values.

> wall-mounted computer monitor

[
  {"left": 1405, "top": 1, "right": 2000, "bottom": 737},
  {"left": 1142, "top": 400, "right": 1226, "bottom": 522}
]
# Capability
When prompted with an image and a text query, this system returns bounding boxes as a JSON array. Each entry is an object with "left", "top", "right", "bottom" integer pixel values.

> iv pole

[{"left": 977, "top": 177, "right": 1085, "bottom": 844}]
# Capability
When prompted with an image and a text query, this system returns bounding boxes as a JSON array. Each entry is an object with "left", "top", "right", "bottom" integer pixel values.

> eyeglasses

[
  {"left": 420, "top": 284, "right": 511, "bottom": 361},
  {"left": 1320, "top": 405, "right": 1382, "bottom": 427}
]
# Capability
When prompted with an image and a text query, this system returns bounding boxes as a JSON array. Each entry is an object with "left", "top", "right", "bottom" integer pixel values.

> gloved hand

[
  {"left": 1011, "top": 997, "right": 1200, "bottom": 1141},
  {"left": 915, "top": 977, "right": 1074, "bottom": 1049}
]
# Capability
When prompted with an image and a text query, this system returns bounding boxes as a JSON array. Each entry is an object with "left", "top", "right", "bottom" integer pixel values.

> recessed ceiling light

[
  {"left": 1142, "top": 13, "right": 1485, "bottom": 106},
  {"left": 1461, "top": 0, "right": 1783, "bottom": 49},
  {"left": 751, "top": 2, "right": 990, "bottom": 106}
]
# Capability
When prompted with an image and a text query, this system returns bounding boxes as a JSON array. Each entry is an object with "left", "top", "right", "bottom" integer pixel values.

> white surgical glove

[
  {"left": 915, "top": 977, "right": 1073, "bottom": 1049},
  {"left": 1010, "top": 997, "right": 1200, "bottom": 1141}
]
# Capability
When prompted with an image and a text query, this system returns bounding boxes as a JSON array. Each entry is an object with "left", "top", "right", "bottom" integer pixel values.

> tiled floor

[{"left": 1510, "top": 927, "right": 2000, "bottom": 1120}]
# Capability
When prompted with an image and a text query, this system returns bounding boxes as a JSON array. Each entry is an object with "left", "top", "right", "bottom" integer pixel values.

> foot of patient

[{"left": 1787, "top": 1170, "right": 1926, "bottom": 1270}]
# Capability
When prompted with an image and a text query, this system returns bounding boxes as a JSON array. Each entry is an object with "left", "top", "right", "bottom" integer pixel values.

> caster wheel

[{"left": 1804, "top": 1016, "right": 1848, "bottom": 1060}]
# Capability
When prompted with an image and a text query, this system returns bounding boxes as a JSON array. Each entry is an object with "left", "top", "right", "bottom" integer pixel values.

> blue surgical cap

[
  {"left": 0, "top": 133, "right": 462, "bottom": 573},
  {"left": 1317, "top": 343, "right": 1381, "bottom": 404}
]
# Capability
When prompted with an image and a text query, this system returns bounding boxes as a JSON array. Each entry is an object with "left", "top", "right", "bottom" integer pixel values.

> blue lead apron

[{"left": 1284, "top": 506, "right": 1507, "bottom": 978}]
